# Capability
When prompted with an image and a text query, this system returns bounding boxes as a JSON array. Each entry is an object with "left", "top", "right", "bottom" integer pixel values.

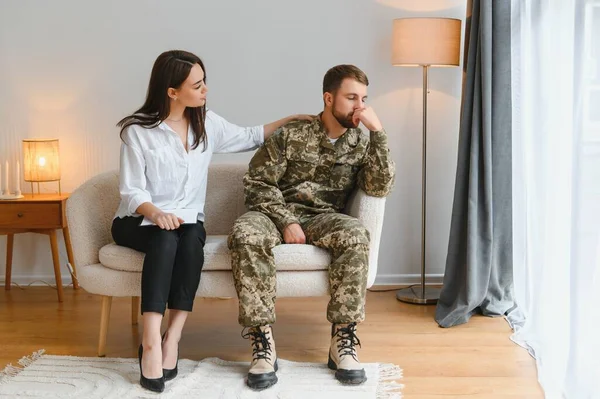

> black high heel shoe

[
  {"left": 162, "top": 332, "right": 179, "bottom": 381},
  {"left": 138, "top": 344, "right": 165, "bottom": 393}
]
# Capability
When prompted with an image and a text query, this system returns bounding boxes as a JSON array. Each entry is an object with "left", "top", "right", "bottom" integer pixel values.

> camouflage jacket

[{"left": 243, "top": 116, "right": 395, "bottom": 231}]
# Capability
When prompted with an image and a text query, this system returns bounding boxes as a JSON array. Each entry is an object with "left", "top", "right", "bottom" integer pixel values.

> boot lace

[
  {"left": 333, "top": 322, "right": 361, "bottom": 362},
  {"left": 242, "top": 327, "right": 274, "bottom": 362}
]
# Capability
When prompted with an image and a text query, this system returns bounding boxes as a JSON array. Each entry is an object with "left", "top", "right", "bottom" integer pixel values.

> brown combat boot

[
  {"left": 242, "top": 325, "right": 278, "bottom": 390},
  {"left": 328, "top": 322, "right": 367, "bottom": 385}
]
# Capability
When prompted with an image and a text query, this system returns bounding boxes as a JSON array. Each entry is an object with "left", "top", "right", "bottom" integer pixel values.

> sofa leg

[
  {"left": 98, "top": 296, "right": 112, "bottom": 357},
  {"left": 132, "top": 296, "right": 140, "bottom": 326}
]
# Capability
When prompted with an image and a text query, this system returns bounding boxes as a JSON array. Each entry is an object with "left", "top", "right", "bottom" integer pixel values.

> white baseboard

[
  {"left": 373, "top": 273, "right": 444, "bottom": 286},
  {"left": 2, "top": 273, "right": 445, "bottom": 288}
]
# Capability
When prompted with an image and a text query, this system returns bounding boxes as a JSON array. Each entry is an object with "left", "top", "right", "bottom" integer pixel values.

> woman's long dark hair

[{"left": 117, "top": 50, "right": 207, "bottom": 150}]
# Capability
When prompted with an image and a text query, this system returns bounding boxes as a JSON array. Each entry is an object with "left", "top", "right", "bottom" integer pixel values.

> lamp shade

[
  {"left": 22, "top": 139, "right": 60, "bottom": 182},
  {"left": 392, "top": 18, "right": 461, "bottom": 66}
]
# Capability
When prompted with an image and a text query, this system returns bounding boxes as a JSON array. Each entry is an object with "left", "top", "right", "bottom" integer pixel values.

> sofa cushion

[{"left": 99, "top": 235, "right": 331, "bottom": 273}]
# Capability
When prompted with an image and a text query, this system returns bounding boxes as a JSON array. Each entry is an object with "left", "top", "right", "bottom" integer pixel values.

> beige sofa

[{"left": 66, "top": 164, "right": 387, "bottom": 356}]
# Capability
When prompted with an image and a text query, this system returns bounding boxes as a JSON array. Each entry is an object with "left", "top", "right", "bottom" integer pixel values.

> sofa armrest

[
  {"left": 66, "top": 171, "right": 120, "bottom": 270},
  {"left": 345, "top": 189, "right": 387, "bottom": 288}
]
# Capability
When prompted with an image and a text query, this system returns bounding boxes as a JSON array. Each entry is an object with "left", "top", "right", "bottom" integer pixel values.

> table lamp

[{"left": 22, "top": 139, "right": 61, "bottom": 195}]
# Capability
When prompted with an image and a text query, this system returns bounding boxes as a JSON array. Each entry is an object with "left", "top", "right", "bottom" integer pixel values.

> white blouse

[{"left": 114, "top": 110, "right": 264, "bottom": 221}]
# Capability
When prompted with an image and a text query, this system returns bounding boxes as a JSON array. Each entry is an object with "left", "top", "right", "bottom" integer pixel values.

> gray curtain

[{"left": 435, "top": 0, "right": 522, "bottom": 328}]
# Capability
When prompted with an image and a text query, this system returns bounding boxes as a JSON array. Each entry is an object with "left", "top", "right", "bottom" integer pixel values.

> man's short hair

[{"left": 322, "top": 65, "right": 369, "bottom": 95}]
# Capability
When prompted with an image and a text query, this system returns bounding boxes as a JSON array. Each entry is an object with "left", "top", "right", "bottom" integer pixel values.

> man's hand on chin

[{"left": 352, "top": 106, "right": 383, "bottom": 132}]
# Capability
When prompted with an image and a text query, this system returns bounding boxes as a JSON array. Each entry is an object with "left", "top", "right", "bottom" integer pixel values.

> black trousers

[{"left": 111, "top": 216, "right": 206, "bottom": 315}]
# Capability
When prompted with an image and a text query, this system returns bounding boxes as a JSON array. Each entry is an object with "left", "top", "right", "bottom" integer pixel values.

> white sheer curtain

[{"left": 511, "top": 0, "right": 600, "bottom": 398}]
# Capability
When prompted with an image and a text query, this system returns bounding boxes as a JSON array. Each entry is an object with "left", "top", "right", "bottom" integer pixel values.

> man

[{"left": 228, "top": 64, "right": 395, "bottom": 390}]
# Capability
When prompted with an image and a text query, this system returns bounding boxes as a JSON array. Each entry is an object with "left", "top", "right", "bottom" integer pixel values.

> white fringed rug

[{"left": 0, "top": 350, "right": 403, "bottom": 398}]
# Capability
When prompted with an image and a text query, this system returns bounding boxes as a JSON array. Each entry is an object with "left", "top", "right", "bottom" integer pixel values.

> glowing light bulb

[{"left": 38, "top": 157, "right": 46, "bottom": 167}]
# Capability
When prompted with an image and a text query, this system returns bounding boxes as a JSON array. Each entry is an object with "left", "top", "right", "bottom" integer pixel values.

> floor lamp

[{"left": 392, "top": 17, "right": 462, "bottom": 305}]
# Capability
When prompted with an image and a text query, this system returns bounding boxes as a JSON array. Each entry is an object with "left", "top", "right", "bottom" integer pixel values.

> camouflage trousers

[{"left": 228, "top": 211, "right": 369, "bottom": 327}]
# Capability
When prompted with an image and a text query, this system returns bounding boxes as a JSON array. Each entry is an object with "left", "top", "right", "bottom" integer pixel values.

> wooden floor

[{"left": 0, "top": 287, "right": 542, "bottom": 398}]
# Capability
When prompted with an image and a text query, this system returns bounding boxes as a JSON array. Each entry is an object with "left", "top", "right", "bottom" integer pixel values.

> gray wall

[{"left": 0, "top": 0, "right": 466, "bottom": 286}]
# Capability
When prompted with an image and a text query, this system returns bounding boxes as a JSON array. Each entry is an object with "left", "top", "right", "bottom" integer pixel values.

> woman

[{"left": 112, "top": 50, "right": 311, "bottom": 393}]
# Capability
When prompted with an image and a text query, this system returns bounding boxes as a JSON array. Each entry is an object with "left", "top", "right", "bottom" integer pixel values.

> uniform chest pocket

[
  {"left": 330, "top": 154, "right": 362, "bottom": 190},
  {"left": 285, "top": 147, "right": 320, "bottom": 182},
  {"left": 144, "top": 146, "right": 186, "bottom": 183}
]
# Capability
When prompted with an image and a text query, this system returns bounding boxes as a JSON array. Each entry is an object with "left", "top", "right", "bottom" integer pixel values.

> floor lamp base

[{"left": 396, "top": 286, "right": 441, "bottom": 305}]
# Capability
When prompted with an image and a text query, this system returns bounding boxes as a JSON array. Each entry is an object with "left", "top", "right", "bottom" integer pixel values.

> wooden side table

[{"left": 0, "top": 193, "right": 78, "bottom": 302}]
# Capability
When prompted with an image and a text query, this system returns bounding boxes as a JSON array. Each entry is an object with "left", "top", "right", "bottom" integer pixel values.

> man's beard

[{"left": 332, "top": 101, "right": 358, "bottom": 129}]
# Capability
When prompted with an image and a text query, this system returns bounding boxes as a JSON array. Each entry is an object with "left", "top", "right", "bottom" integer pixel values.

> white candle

[
  {"left": 0, "top": 162, "right": 2, "bottom": 194},
  {"left": 15, "top": 160, "right": 21, "bottom": 195},
  {"left": 4, "top": 161, "right": 8, "bottom": 195}
]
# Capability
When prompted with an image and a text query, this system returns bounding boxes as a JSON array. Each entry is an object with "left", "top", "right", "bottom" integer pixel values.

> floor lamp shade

[
  {"left": 392, "top": 17, "right": 461, "bottom": 304},
  {"left": 392, "top": 18, "right": 461, "bottom": 66}
]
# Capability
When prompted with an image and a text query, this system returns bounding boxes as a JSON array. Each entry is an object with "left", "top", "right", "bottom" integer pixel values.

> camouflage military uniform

[{"left": 228, "top": 116, "right": 395, "bottom": 327}]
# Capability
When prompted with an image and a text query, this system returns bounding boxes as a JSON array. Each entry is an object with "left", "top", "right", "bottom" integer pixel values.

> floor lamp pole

[{"left": 396, "top": 65, "right": 442, "bottom": 305}]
